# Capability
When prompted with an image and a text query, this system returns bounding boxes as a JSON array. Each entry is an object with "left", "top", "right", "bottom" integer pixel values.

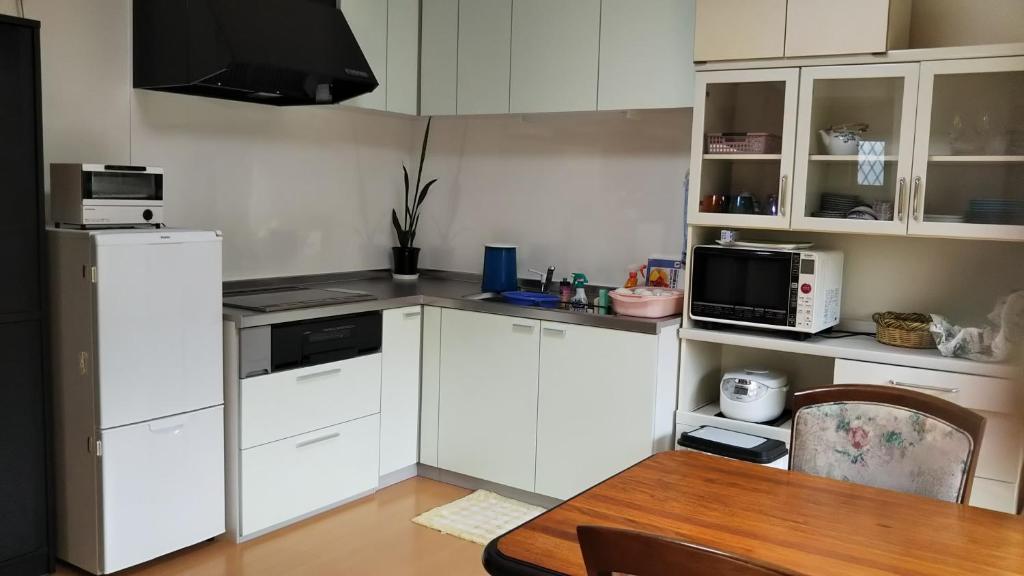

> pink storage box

[{"left": 609, "top": 289, "right": 685, "bottom": 318}]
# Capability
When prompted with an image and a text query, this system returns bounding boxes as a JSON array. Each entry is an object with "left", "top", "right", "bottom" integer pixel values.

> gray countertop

[{"left": 222, "top": 269, "right": 681, "bottom": 335}]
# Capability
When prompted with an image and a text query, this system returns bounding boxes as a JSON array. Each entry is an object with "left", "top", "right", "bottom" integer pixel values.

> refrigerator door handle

[{"left": 148, "top": 416, "right": 188, "bottom": 435}]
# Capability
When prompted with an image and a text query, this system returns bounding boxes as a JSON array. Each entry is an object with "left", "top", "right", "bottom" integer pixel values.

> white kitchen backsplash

[{"left": 416, "top": 110, "right": 693, "bottom": 286}]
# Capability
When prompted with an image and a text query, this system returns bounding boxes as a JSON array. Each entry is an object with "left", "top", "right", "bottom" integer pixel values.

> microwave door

[{"left": 691, "top": 249, "right": 794, "bottom": 328}]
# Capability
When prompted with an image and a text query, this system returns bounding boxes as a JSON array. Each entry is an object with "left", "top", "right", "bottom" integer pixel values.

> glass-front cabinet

[
  {"left": 791, "top": 64, "right": 920, "bottom": 235},
  {"left": 687, "top": 68, "right": 799, "bottom": 230},
  {"left": 910, "top": 57, "right": 1024, "bottom": 241}
]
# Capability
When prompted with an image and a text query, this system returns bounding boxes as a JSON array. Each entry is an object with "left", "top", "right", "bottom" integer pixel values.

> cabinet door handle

[
  {"left": 512, "top": 323, "right": 535, "bottom": 332},
  {"left": 890, "top": 380, "right": 960, "bottom": 394},
  {"left": 404, "top": 311, "right": 422, "bottom": 319},
  {"left": 779, "top": 175, "right": 788, "bottom": 217},
  {"left": 296, "top": 368, "right": 342, "bottom": 382},
  {"left": 896, "top": 177, "right": 907, "bottom": 221},
  {"left": 542, "top": 327, "right": 566, "bottom": 336},
  {"left": 296, "top": 432, "right": 341, "bottom": 449},
  {"left": 911, "top": 176, "right": 923, "bottom": 221}
]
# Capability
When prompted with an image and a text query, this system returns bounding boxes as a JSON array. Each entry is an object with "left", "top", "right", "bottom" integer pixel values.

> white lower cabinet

[
  {"left": 437, "top": 310, "right": 540, "bottom": 491},
  {"left": 241, "top": 415, "right": 380, "bottom": 536},
  {"left": 434, "top": 309, "right": 678, "bottom": 497},
  {"left": 240, "top": 354, "right": 382, "bottom": 450},
  {"left": 833, "top": 359, "right": 1023, "bottom": 513},
  {"left": 380, "top": 307, "right": 423, "bottom": 477},
  {"left": 535, "top": 323, "right": 658, "bottom": 499}
]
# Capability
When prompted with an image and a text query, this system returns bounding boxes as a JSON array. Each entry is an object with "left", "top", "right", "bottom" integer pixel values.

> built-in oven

[
  {"left": 51, "top": 164, "right": 164, "bottom": 226},
  {"left": 688, "top": 245, "right": 844, "bottom": 337},
  {"left": 238, "top": 311, "right": 382, "bottom": 379}
]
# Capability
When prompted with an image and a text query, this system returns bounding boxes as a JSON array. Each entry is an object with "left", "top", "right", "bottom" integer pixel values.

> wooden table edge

[{"left": 483, "top": 452, "right": 669, "bottom": 576}]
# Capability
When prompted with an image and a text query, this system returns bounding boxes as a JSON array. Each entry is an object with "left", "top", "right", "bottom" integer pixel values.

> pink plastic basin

[{"left": 609, "top": 289, "right": 685, "bottom": 318}]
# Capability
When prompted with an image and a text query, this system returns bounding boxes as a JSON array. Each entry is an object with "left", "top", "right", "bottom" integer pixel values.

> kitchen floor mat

[{"left": 411, "top": 489, "right": 545, "bottom": 545}]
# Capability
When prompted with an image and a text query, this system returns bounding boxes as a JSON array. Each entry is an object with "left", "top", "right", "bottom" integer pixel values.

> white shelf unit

[
  {"left": 809, "top": 155, "right": 899, "bottom": 162},
  {"left": 690, "top": 52, "right": 1024, "bottom": 241},
  {"left": 927, "top": 156, "right": 1024, "bottom": 164},
  {"left": 679, "top": 326, "right": 1020, "bottom": 380},
  {"left": 680, "top": 401, "right": 792, "bottom": 445},
  {"left": 704, "top": 154, "right": 783, "bottom": 161}
]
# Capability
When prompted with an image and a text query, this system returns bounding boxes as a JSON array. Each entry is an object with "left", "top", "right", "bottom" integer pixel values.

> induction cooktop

[{"left": 223, "top": 287, "right": 377, "bottom": 312}]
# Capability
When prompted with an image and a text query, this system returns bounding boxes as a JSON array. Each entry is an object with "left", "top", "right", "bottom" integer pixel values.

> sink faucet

[{"left": 528, "top": 266, "right": 557, "bottom": 293}]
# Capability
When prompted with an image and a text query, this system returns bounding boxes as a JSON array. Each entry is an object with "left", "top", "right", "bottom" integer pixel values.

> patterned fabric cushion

[{"left": 791, "top": 401, "right": 974, "bottom": 503}]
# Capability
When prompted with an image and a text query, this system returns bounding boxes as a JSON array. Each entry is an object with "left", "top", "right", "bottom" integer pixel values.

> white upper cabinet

[
  {"left": 510, "top": 0, "right": 601, "bottom": 114},
  {"left": 420, "top": 0, "right": 459, "bottom": 116},
  {"left": 458, "top": 0, "right": 513, "bottom": 115},
  {"left": 386, "top": 0, "right": 420, "bottom": 115},
  {"left": 695, "top": 0, "right": 911, "bottom": 62},
  {"left": 785, "top": 0, "right": 911, "bottom": 58},
  {"left": 687, "top": 68, "right": 800, "bottom": 230},
  {"left": 340, "top": 0, "right": 419, "bottom": 114},
  {"left": 598, "top": 0, "right": 696, "bottom": 110},
  {"left": 694, "top": 0, "right": 787, "bottom": 62},
  {"left": 791, "top": 63, "right": 920, "bottom": 235},
  {"left": 909, "top": 57, "right": 1024, "bottom": 241},
  {"left": 340, "top": 0, "right": 389, "bottom": 111}
]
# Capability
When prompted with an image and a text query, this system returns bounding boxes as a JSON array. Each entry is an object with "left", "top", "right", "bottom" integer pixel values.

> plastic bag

[{"left": 930, "top": 290, "right": 1024, "bottom": 363}]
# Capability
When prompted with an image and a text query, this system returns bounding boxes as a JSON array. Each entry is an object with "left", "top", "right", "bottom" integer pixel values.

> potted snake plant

[{"left": 391, "top": 117, "right": 436, "bottom": 280}]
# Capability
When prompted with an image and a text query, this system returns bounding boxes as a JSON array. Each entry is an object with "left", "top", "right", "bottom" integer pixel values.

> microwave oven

[
  {"left": 688, "top": 245, "right": 844, "bottom": 337},
  {"left": 51, "top": 164, "right": 164, "bottom": 226}
]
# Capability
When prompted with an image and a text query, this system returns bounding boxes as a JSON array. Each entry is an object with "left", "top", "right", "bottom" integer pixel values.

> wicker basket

[
  {"left": 706, "top": 133, "right": 782, "bottom": 154},
  {"left": 872, "top": 312, "right": 936, "bottom": 349}
]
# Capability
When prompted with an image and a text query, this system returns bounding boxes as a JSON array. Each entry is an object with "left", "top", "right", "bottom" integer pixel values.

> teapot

[{"left": 819, "top": 123, "right": 869, "bottom": 155}]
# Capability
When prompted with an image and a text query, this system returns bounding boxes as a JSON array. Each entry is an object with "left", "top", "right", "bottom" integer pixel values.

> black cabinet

[{"left": 0, "top": 14, "right": 53, "bottom": 576}]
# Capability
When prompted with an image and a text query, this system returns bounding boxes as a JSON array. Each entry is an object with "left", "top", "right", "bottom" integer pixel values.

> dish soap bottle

[
  {"left": 570, "top": 273, "right": 589, "bottom": 311},
  {"left": 559, "top": 278, "right": 571, "bottom": 303}
]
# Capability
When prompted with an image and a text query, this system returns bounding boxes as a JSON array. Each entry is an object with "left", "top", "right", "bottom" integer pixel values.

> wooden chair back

[
  {"left": 790, "top": 384, "right": 986, "bottom": 503},
  {"left": 576, "top": 525, "right": 790, "bottom": 576}
]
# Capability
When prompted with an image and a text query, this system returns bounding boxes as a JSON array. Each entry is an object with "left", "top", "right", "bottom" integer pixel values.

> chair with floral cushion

[{"left": 789, "top": 384, "right": 985, "bottom": 504}]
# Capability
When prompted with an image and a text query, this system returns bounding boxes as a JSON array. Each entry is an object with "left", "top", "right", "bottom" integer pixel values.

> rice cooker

[{"left": 720, "top": 369, "right": 789, "bottom": 423}]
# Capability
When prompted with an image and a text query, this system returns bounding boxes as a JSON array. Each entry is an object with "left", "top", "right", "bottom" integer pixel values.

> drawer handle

[
  {"left": 404, "top": 311, "right": 422, "bottom": 319},
  {"left": 890, "top": 380, "right": 960, "bottom": 394},
  {"left": 296, "top": 432, "right": 341, "bottom": 449},
  {"left": 512, "top": 323, "right": 535, "bottom": 332},
  {"left": 542, "top": 327, "right": 566, "bottom": 336},
  {"left": 296, "top": 368, "right": 342, "bottom": 382}
]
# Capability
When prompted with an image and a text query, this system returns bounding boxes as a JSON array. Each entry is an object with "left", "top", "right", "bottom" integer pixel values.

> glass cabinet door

[
  {"left": 791, "top": 64, "right": 919, "bottom": 235},
  {"left": 687, "top": 68, "right": 799, "bottom": 230},
  {"left": 910, "top": 57, "right": 1024, "bottom": 241}
]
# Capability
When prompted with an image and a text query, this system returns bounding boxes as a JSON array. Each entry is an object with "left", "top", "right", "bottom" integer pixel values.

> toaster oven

[{"left": 51, "top": 164, "right": 164, "bottom": 226}]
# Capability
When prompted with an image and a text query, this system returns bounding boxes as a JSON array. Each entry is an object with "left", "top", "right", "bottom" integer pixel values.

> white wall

[
  {"left": 910, "top": 0, "right": 1024, "bottom": 48},
  {"left": 4, "top": 0, "right": 691, "bottom": 283},
  {"left": 419, "top": 110, "right": 692, "bottom": 285},
  {"left": 5, "top": 0, "right": 419, "bottom": 280}
]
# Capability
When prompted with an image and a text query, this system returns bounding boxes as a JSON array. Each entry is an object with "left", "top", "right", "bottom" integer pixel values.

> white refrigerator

[{"left": 49, "top": 228, "right": 225, "bottom": 575}]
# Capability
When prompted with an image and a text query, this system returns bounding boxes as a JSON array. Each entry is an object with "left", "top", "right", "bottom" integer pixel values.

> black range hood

[{"left": 133, "top": 0, "right": 378, "bottom": 106}]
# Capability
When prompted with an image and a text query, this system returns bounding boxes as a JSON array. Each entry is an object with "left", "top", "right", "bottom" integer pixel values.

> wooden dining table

[{"left": 482, "top": 451, "right": 1024, "bottom": 576}]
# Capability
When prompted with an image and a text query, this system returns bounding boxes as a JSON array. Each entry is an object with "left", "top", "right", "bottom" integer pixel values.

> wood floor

[{"left": 55, "top": 478, "right": 487, "bottom": 576}]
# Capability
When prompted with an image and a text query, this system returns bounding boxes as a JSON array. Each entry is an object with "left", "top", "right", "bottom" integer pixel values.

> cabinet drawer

[
  {"left": 833, "top": 359, "right": 1024, "bottom": 483},
  {"left": 241, "top": 354, "right": 381, "bottom": 449},
  {"left": 969, "top": 477, "right": 1020, "bottom": 515},
  {"left": 240, "top": 415, "right": 380, "bottom": 536},
  {"left": 832, "top": 359, "right": 1021, "bottom": 415}
]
